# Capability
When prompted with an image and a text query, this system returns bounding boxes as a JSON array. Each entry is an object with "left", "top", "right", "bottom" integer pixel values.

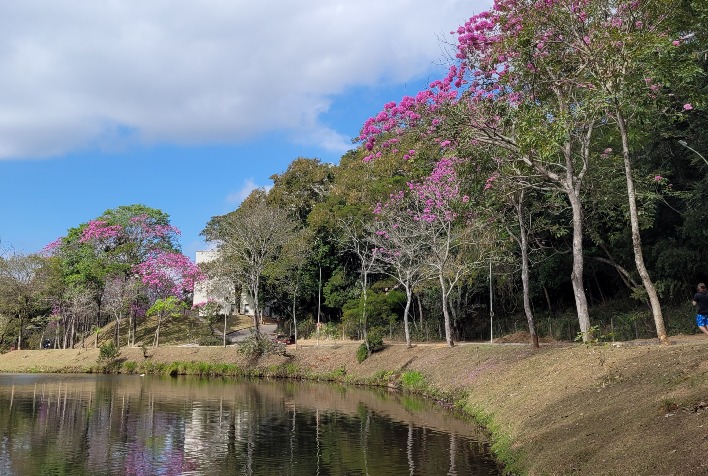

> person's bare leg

[{"left": 700, "top": 325, "right": 708, "bottom": 336}]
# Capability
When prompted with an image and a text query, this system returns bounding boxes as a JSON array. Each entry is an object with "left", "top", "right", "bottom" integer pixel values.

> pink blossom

[
  {"left": 683, "top": 103, "right": 693, "bottom": 111},
  {"left": 133, "top": 251, "right": 205, "bottom": 298}
]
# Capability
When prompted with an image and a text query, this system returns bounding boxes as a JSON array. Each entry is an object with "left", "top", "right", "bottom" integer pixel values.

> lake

[{"left": 0, "top": 374, "right": 499, "bottom": 475}]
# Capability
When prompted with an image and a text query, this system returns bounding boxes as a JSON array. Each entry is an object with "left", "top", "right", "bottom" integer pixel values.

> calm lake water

[{"left": 0, "top": 374, "right": 499, "bottom": 475}]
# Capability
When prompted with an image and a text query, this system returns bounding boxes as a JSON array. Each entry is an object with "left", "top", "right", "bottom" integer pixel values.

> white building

[
  {"left": 194, "top": 250, "right": 277, "bottom": 318},
  {"left": 194, "top": 250, "right": 235, "bottom": 316}
]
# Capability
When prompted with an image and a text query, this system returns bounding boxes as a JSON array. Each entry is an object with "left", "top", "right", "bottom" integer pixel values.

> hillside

[{"left": 1, "top": 333, "right": 706, "bottom": 475}]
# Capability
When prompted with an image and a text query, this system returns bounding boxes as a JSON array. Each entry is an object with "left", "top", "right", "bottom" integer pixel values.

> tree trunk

[
  {"left": 153, "top": 314, "right": 162, "bottom": 348},
  {"left": 567, "top": 188, "right": 592, "bottom": 342},
  {"left": 518, "top": 205, "right": 539, "bottom": 348},
  {"left": 362, "top": 286, "right": 369, "bottom": 350},
  {"left": 115, "top": 317, "right": 121, "bottom": 348},
  {"left": 403, "top": 286, "right": 412, "bottom": 348},
  {"left": 16, "top": 313, "right": 22, "bottom": 350},
  {"left": 223, "top": 313, "right": 227, "bottom": 347},
  {"left": 439, "top": 274, "right": 454, "bottom": 347},
  {"left": 417, "top": 294, "right": 424, "bottom": 330},
  {"left": 70, "top": 318, "right": 75, "bottom": 348},
  {"left": 292, "top": 284, "right": 298, "bottom": 348},
  {"left": 616, "top": 111, "right": 668, "bottom": 344},
  {"left": 249, "top": 284, "right": 261, "bottom": 335}
]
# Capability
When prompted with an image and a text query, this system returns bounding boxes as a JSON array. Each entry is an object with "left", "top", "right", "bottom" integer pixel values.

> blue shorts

[{"left": 697, "top": 314, "right": 708, "bottom": 327}]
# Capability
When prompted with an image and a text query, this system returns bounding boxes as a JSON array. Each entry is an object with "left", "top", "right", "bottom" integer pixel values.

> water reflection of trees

[{"left": 0, "top": 375, "right": 497, "bottom": 475}]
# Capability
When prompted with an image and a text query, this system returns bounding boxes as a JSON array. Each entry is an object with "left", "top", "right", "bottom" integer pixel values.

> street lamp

[{"left": 678, "top": 140, "right": 708, "bottom": 167}]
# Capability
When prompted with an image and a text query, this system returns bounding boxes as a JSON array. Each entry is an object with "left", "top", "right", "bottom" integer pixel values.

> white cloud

[
  {"left": 226, "top": 178, "right": 271, "bottom": 205},
  {"left": 0, "top": 0, "right": 490, "bottom": 159}
]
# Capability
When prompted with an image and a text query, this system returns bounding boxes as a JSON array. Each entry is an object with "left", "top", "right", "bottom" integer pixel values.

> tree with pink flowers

[
  {"left": 372, "top": 157, "right": 494, "bottom": 347},
  {"left": 372, "top": 189, "right": 432, "bottom": 348},
  {"left": 359, "top": 0, "right": 703, "bottom": 343},
  {"left": 44, "top": 205, "right": 201, "bottom": 348}
]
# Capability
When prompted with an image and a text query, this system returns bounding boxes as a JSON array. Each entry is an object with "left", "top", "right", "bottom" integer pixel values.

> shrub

[
  {"left": 356, "top": 331, "right": 385, "bottom": 363},
  {"left": 97, "top": 341, "right": 120, "bottom": 363},
  {"left": 238, "top": 333, "right": 285, "bottom": 358},
  {"left": 356, "top": 343, "right": 369, "bottom": 363},
  {"left": 123, "top": 361, "right": 137, "bottom": 374},
  {"left": 401, "top": 370, "right": 426, "bottom": 391},
  {"left": 197, "top": 335, "right": 223, "bottom": 346}
]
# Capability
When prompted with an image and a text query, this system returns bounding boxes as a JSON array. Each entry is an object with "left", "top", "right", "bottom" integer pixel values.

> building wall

[
  {"left": 194, "top": 250, "right": 234, "bottom": 316},
  {"left": 195, "top": 250, "right": 277, "bottom": 318}
]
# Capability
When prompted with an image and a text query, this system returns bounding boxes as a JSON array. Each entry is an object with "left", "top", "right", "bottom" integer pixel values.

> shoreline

[{"left": 1, "top": 336, "right": 707, "bottom": 475}]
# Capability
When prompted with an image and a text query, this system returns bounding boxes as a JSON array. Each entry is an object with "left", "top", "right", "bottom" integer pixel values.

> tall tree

[
  {"left": 0, "top": 253, "right": 47, "bottom": 350},
  {"left": 202, "top": 192, "right": 297, "bottom": 334},
  {"left": 338, "top": 217, "right": 379, "bottom": 349},
  {"left": 372, "top": 189, "right": 432, "bottom": 347}
]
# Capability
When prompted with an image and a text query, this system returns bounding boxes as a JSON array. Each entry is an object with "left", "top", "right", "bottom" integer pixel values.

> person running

[{"left": 691, "top": 283, "right": 708, "bottom": 336}]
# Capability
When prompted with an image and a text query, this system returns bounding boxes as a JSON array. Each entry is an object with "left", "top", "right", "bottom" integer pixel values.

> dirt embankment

[{"left": 1, "top": 336, "right": 706, "bottom": 476}]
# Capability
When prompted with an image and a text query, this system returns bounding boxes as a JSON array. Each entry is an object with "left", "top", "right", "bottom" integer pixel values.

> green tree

[
  {"left": 202, "top": 193, "right": 297, "bottom": 334},
  {"left": 268, "top": 157, "right": 335, "bottom": 225},
  {"left": 0, "top": 253, "right": 48, "bottom": 350},
  {"left": 147, "top": 296, "right": 187, "bottom": 347}
]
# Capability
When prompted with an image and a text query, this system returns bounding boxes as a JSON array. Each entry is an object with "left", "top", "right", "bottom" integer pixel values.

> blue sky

[{"left": 0, "top": 0, "right": 491, "bottom": 258}]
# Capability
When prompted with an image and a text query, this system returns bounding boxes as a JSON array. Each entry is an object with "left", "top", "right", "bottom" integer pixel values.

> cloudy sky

[{"left": 0, "top": 0, "right": 491, "bottom": 257}]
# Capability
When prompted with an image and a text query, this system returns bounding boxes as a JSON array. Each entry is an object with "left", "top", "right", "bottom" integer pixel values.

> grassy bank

[{"left": 1, "top": 336, "right": 707, "bottom": 475}]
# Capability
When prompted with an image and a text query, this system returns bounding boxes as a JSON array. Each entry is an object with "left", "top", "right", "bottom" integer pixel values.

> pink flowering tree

[
  {"left": 359, "top": 0, "right": 702, "bottom": 343},
  {"left": 133, "top": 252, "right": 203, "bottom": 347},
  {"left": 372, "top": 158, "right": 490, "bottom": 347},
  {"left": 43, "top": 205, "right": 196, "bottom": 347},
  {"left": 372, "top": 190, "right": 432, "bottom": 348},
  {"left": 358, "top": 6, "right": 600, "bottom": 340},
  {"left": 410, "top": 158, "right": 495, "bottom": 347},
  {"left": 133, "top": 251, "right": 203, "bottom": 300}
]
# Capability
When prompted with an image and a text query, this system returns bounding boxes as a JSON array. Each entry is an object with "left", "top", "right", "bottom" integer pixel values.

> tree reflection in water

[{"left": 0, "top": 374, "right": 499, "bottom": 475}]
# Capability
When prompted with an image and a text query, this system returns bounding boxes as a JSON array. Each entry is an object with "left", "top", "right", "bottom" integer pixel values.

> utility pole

[{"left": 317, "top": 266, "right": 321, "bottom": 346}]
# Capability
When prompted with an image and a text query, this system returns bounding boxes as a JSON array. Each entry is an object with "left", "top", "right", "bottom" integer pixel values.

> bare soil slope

[{"left": 1, "top": 335, "right": 706, "bottom": 475}]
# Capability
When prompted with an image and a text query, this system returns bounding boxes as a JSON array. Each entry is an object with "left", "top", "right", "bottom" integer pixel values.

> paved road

[{"left": 223, "top": 323, "right": 278, "bottom": 343}]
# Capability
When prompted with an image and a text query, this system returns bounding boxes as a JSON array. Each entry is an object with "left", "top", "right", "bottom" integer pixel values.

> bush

[
  {"left": 238, "top": 333, "right": 285, "bottom": 358},
  {"left": 356, "top": 343, "right": 369, "bottom": 363},
  {"left": 197, "top": 335, "right": 223, "bottom": 346},
  {"left": 401, "top": 370, "right": 427, "bottom": 391},
  {"left": 356, "top": 331, "right": 385, "bottom": 363},
  {"left": 123, "top": 361, "right": 137, "bottom": 374},
  {"left": 98, "top": 341, "right": 120, "bottom": 363}
]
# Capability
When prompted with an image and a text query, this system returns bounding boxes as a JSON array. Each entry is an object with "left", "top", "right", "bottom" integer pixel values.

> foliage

[
  {"left": 8, "top": 1, "right": 708, "bottom": 350},
  {"left": 197, "top": 335, "right": 223, "bottom": 346},
  {"left": 237, "top": 333, "right": 286, "bottom": 359},
  {"left": 40, "top": 205, "right": 200, "bottom": 350},
  {"left": 400, "top": 370, "right": 427, "bottom": 392},
  {"left": 97, "top": 340, "right": 120, "bottom": 363},
  {"left": 356, "top": 330, "right": 384, "bottom": 363}
]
